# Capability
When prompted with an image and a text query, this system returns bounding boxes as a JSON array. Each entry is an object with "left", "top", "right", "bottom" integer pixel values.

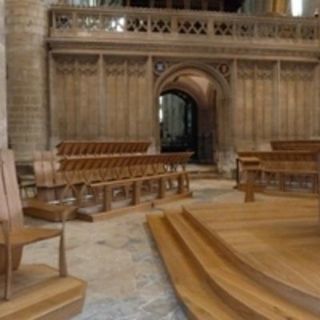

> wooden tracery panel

[{"left": 51, "top": 55, "right": 151, "bottom": 144}]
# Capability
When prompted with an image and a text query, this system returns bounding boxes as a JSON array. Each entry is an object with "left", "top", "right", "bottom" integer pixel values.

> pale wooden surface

[
  {"left": 0, "top": 264, "right": 86, "bottom": 320},
  {"left": 148, "top": 203, "right": 320, "bottom": 319},
  {"left": 0, "top": 150, "right": 69, "bottom": 300},
  {"left": 184, "top": 198, "right": 320, "bottom": 316},
  {"left": 147, "top": 214, "right": 241, "bottom": 320}
]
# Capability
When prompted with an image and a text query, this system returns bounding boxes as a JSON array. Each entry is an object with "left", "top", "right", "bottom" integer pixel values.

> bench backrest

[
  {"left": 56, "top": 141, "right": 151, "bottom": 156},
  {"left": 271, "top": 140, "right": 320, "bottom": 151},
  {"left": 238, "top": 151, "right": 318, "bottom": 172}
]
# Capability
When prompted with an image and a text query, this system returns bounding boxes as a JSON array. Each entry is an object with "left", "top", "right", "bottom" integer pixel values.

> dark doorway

[{"left": 159, "top": 90, "right": 198, "bottom": 159}]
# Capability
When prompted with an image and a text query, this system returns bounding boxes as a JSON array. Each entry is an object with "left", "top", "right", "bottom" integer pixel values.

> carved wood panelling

[
  {"left": 52, "top": 55, "right": 151, "bottom": 143},
  {"left": 236, "top": 61, "right": 275, "bottom": 144},
  {"left": 279, "top": 63, "right": 315, "bottom": 139},
  {"left": 53, "top": 55, "right": 99, "bottom": 141}
]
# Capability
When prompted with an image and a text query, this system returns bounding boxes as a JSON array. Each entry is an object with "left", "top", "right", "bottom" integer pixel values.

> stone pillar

[
  {"left": 6, "top": 0, "right": 48, "bottom": 161},
  {"left": 0, "top": 0, "right": 7, "bottom": 148}
]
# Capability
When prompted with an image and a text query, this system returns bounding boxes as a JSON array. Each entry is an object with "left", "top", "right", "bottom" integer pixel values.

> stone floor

[{"left": 22, "top": 179, "right": 247, "bottom": 320}]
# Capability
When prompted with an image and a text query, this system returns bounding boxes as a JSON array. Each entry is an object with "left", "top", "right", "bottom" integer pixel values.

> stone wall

[
  {"left": 6, "top": 0, "right": 48, "bottom": 161},
  {"left": 0, "top": 0, "right": 7, "bottom": 148}
]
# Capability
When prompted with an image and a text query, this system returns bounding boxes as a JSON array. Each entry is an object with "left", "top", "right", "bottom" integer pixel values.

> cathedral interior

[{"left": 1, "top": 1, "right": 320, "bottom": 319}]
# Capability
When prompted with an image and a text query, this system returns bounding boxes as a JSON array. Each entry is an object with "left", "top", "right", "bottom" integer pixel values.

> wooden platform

[
  {"left": 0, "top": 264, "right": 86, "bottom": 320},
  {"left": 147, "top": 198, "right": 320, "bottom": 319}
]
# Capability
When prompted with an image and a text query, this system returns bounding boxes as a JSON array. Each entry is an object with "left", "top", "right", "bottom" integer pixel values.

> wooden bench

[
  {"left": 33, "top": 141, "right": 151, "bottom": 202},
  {"left": 237, "top": 151, "right": 320, "bottom": 197},
  {"left": 58, "top": 152, "right": 193, "bottom": 221}
]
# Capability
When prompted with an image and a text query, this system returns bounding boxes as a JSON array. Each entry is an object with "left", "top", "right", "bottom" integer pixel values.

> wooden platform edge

[
  {"left": 23, "top": 199, "right": 77, "bottom": 222},
  {"left": 0, "top": 264, "right": 86, "bottom": 320},
  {"left": 77, "top": 191, "right": 193, "bottom": 222},
  {"left": 183, "top": 207, "right": 320, "bottom": 316},
  {"left": 146, "top": 214, "right": 237, "bottom": 320}
]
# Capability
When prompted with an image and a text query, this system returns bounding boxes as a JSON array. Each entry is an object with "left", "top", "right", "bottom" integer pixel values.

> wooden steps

[
  {"left": 183, "top": 201, "right": 320, "bottom": 315},
  {"left": 147, "top": 214, "right": 241, "bottom": 320},
  {"left": 147, "top": 202, "right": 320, "bottom": 320},
  {"left": 0, "top": 264, "right": 86, "bottom": 320}
]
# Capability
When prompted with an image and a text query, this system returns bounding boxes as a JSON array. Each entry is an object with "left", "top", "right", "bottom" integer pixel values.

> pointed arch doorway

[
  {"left": 155, "top": 62, "right": 231, "bottom": 165},
  {"left": 159, "top": 89, "right": 198, "bottom": 158}
]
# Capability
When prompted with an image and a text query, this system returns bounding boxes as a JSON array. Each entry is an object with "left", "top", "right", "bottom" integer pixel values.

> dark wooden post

[
  {"left": 133, "top": 181, "right": 141, "bottom": 205},
  {"left": 317, "top": 152, "right": 320, "bottom": 222},
  {"left": 159, "top": 177, "right": 166, "bottom": 199},
  {"left": 178, "top": 174, "right": 184, "bottom": 194},
  {"left": 245, "top": 169, "right": 255, "bottom": 203},
  {"left": 103, "top": 186, "right": 112, "bottom": 211}
]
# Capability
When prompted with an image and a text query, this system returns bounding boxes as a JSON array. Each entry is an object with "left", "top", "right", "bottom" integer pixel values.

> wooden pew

[
  {"left": 33, "top": 141, "right": 151, "bottom": 203},
  {"left": 237, "top": 151, "right": 319, "bottom": 197},
  {"left": 58, "top": 152, "right": 193, "bottom": 222}
]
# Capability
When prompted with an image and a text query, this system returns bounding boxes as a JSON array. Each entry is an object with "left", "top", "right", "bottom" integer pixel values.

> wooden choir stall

[{"left": 0, "top": 150, "right": 86, "bottom": 320}]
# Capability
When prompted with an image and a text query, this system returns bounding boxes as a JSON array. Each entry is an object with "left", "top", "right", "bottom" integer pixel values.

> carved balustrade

[{"left": 50, "top": 6, "right": 320, "bottom": 44}]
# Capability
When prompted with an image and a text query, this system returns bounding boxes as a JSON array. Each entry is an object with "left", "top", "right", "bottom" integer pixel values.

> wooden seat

[
  {"left": 0, "top": 150, "right": 67, "bottom": 300},
  {"left": 0, "top": 227, "right": 61, "bottom": 246}
]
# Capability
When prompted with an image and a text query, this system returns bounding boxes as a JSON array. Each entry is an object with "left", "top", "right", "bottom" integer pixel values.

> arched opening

[
  {"left": 155, "top": 63, "right": 231, "bottom": 167},
  {"left": 159, "top": 90, "right": 198, "bottom": 158}
]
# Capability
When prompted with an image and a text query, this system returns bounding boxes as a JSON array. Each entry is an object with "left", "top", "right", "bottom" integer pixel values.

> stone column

[
  {"left": 0, "top": 0, "right": 7, "bottom": 148},
  {"left": 6, "top": 0, "right": 48, "bottom": 161}
]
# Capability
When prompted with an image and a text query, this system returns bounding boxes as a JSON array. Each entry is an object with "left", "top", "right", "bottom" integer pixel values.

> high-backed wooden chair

[{"left": 0, "top": 150, "right": 67, "bottom": 300}]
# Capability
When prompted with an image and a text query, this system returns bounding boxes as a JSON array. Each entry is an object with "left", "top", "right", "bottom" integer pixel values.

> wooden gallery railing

[
  {"left": 49, "top": 6, "right": 320, "bottom": 45},
  {"left": 237, "top": 151, "right": 319, "bottom": 198},
  {"left": 58, "top": 153, "right": 193, "bottom": 221}
]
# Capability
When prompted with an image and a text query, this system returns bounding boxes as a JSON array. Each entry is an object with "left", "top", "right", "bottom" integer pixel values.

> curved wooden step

[
  {"left": 147, "top": 214, "right": 242, "bottom": 320},
  {"left": 182, "top": 201, "right": 320, "bottom": 315},
  {"left": 165, "top": 212, "right": 319, "bottom": 320}
]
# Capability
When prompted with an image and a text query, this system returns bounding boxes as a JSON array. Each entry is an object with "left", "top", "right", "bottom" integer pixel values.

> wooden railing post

[
  {"left": 159, "top": 177, "right": 166, "bottom": 199},
  {"left": 133, "top": 181, "right": 141, "bottom": 205},
  {"left": 244, "top": 169, "right": 255, "bottom": 203},
  {"left": 103, "top": 186, "right": 112, "bottom": 211},
  {"left": 317, "top": 152, "right": 320, "bottom": 223},
  {"left": 178, "top": 174, "right": 184, "bottom": 194}
]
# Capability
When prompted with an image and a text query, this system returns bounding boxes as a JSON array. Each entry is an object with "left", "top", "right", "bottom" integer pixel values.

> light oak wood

[
  {"left": 184, "top": 199, "right": 320, "bottom": 316},
  {"left": 0, "top": 264, "right": 86, "bottom": 320},
  {"left": 0, "top": 150, "right": 69, "bottom": 300},
  {"left": 237, "top": 150, "right": 319, "bottom": 197},
  {"left": 147, "top": 214, "right": 241, "bottom": 320},
  {"left": 148, "top": 198, "right": 320, "bottom": 319}
]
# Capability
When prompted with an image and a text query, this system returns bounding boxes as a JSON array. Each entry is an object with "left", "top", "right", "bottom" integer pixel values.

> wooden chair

[{"left": 0, "top": 150, "right": 68, "bottom": 300}]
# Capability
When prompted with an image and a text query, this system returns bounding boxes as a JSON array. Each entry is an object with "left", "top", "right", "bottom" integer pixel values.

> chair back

[{"left": 0, "top": 149, "right": 23, "bottom": 273}]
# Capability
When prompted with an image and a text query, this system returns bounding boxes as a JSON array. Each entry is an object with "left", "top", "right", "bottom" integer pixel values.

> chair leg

[
  {"left": 59, "top": 233, "right": 68, "bottom": 277},
  {"left": 2, "top": 222, "right": 12, "bottom": 300},
  {"left": 5, "top": 245, "right": 12, "bottom": 300}
]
